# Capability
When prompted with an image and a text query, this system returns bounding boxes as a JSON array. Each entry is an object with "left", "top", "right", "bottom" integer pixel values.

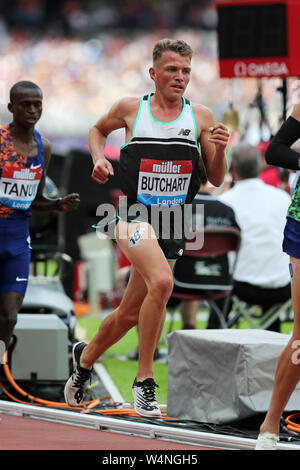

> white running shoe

[
  {"left": 132, "top": 378, "right": 162, "bottom": 417},
  {"left": 255, "top": 432, "right": 279, "bottom": 450},
  {"left": 64, "top": 342, "right": 92, "bottom": 406}
]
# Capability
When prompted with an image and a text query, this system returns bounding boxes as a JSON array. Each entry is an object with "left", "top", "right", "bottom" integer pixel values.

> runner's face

[
  {"left": 9, "top": 89, "right": 43, "bottom": 128},
  {"left": 151, "top": 51, "right": 191, "bottom": 101}
]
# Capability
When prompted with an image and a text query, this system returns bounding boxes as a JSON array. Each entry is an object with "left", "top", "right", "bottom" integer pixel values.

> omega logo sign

[{"left": 234, "top": 61, "right": 289, "bottom": 77}]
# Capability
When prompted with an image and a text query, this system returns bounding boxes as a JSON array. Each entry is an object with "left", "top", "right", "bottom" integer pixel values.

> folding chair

[
  {"left": 225, "top": 294, "right": 292, "bottom": 330},
  {"left": 167, "top": 226, "right": 241, "bottom": 330}
]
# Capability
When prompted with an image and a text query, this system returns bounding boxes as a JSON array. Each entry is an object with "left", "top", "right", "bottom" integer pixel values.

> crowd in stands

[
  {"left": 0, "top": 0, "right": 295, "bottom": 150},
  {"left": 0, "top": 0, "right": 217, "bottom": 35}
]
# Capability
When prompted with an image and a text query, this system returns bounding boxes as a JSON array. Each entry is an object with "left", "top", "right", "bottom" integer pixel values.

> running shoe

[
  {"left": 64, "top": 342, "right": 92, "bottom": 406},
  {"left": 132, "top": 377, "right": 162, "bottom": 417},
  {"left": 255, "top": 432, "right": 278, "bottom": 450}
]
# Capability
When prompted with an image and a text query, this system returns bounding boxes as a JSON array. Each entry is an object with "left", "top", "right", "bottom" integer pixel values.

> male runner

[
  {"left": 0, "top": 81, "right": 80, "bottom": 360},
  {"left": 64, "top": 38, "right": 229, "bottom": 417}
]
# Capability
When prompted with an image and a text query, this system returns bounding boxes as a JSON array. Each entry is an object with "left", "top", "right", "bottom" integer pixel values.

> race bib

[
  {"left": 137, "top": 159, "right": 192, "bottom": 206},
  {"left": 0, "top": 165, "right": 43, "bottom": 210}
]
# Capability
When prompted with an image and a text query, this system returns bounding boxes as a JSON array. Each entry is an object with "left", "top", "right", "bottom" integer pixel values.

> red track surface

[{"left": 0, "top": 414, "right": 217, "bottom": 450}]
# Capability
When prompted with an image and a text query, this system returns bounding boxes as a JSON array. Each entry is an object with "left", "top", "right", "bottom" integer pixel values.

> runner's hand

[
  {"left": 92, "top": 158, "right": 114, "bottom": 184},
  {"left": 208, "top": 123, "right": 230, "bottom": 151},
  {"left": 59, "top": 193, "right": 80, "bottom": 211}
]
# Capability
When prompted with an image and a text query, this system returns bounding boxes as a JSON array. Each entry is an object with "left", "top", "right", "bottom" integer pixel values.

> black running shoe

[
  {"left": 132, "top": 377, "right": 161, "bottom": 417},
  {"left": 64, "top": 342, "right": 92, "bottom": 406}
]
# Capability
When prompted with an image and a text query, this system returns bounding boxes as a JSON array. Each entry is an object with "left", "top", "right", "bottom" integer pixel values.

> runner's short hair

[
  {"left": 152, "top": 38, "right": 193, "bottom": 64},
  {"left": 10, "top": 81, "right": 42, "bottom": 103}
]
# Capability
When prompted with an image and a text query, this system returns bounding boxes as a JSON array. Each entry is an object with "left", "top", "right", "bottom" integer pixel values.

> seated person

[
  {"left": 220, "top": 143, "right": 291, "bottom": 332},
  {"left": 168, "top": 178, "right": 240, "bottom": 329}
]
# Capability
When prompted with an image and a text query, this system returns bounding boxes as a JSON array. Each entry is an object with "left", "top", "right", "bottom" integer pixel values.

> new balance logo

[{"left": 178, "top": 128, "right": 191, "bottom": 136}]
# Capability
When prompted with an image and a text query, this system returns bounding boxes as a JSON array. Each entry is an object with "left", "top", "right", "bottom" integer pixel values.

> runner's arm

[
  {"left": 31, "top": 138, "right": 80, "bottom": 212},
  {"left": 89, "top": 97, "right": 137, "bottom": 184},
  {"left": 196, "top": 106, "right": 229, "bottom": 187},
  {"left": 265, "top": 104, "right": 300, "bottom": 170}
]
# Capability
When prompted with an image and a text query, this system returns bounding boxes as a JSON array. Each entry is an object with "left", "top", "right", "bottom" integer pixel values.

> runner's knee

[
  {"left": 0, "top": 293, "right": 23, "bottom": 336},
  {"left": 0, "top": 306, "right": 18, "bottom": 348},
  {"left": 0, "top": 305, "right": 18, "bottom": 330},
  {"left": 149, "top": 272, "right": 174, "bottom": 303}
]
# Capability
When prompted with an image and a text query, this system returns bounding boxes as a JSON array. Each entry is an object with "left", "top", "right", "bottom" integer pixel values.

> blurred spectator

[
  {"left": 168, "top": 179, "right": 240, "bottom": 329},
  {"left": 61, "top": 0, "right": 90, "bottom": 36},
  {"left": 220, "top": 143, "right": 291, "bottom": 332},
  {"left": 257, "top": 140, "right": 282, "bottom": 189},
  {"left": 0, "top": 16, "right": 8, "bottom": 49},
  {"left": 7, "top": 0, "right": 46, "bottom": 30}
]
